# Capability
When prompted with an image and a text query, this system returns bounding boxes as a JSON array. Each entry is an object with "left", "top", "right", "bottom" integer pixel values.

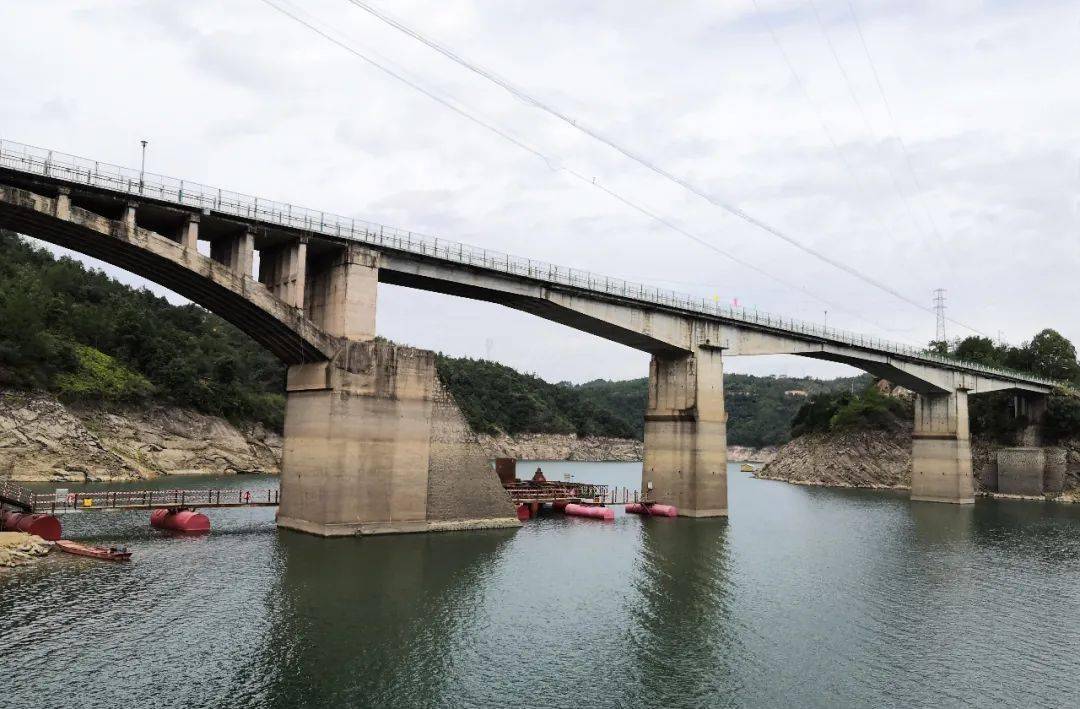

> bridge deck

[{"left": 0, "top": 138, "right": 1056, "bottom": 390}]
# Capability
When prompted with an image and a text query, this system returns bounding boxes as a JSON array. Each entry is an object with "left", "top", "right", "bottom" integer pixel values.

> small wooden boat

[{"left": 56, "top": 539, "right": 132, "bottom": 562}]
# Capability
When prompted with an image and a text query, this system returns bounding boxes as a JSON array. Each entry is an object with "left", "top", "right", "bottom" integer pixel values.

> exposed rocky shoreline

[
  {"left": 0, "top": 389, "right": 281, "bottom": 483},
  {"left": 476, "top": 432, "right": 776, "bottom": 464},
  {"left": 0, "top": 532, "right": 52, "bottom": 568},
  {"left": 0, "top": 389, "right": 780, "bottom": 483},
  {"left": 758, "top": 427, "right": 1080, "bottom": 497}
]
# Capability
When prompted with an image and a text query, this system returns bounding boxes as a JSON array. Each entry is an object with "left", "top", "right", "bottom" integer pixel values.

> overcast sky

[{"left": 2, "top": 0, "right": 1077, "bottom": 383}]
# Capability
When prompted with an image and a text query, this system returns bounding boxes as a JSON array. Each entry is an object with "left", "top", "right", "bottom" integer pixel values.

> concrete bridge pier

[
  {"left": 911, "top": 389, "right": 975, "bottom": 504},
  {"left": 642, "top": 346, "right": 728, "bottom": 518},
  {"left": 277, "top": 245, "right": 518, "bottom": 536},
  {"left": 1014, "top": 392, "right": 1047, "bottom": 447}
]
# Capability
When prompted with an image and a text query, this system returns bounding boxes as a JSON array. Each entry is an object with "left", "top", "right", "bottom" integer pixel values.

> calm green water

[{"left": 4, "top": 462, "right": 1080, "bottom": 708}]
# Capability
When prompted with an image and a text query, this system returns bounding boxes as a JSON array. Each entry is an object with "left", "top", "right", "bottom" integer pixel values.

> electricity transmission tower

[{"left": 933, "top": 289, "right": 947, "bottom": 342}]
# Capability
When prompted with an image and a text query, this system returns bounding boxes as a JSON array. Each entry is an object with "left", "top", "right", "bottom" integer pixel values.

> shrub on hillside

[{"left": 53, "top": 345, "right": 153, "bottom": 402}]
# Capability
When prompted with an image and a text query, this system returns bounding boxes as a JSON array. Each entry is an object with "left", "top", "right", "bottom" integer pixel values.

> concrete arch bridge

[{"left": 0, "top": 140, "right": 1056, "bottom": 535}]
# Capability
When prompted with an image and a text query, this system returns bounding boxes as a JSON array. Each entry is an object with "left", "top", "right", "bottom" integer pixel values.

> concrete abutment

[
  {"left": 642, "top": 347, "right": 728, "bottom": 518},
  {"left": 277, "top": 341, "right": 520, "bottom": 536}
]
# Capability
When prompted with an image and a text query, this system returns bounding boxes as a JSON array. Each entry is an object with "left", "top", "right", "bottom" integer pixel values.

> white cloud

[{"left": 2, "top": 0, "right": 1077, "bottom": 382}]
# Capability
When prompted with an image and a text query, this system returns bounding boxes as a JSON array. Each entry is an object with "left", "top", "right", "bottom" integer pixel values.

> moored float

[
  {"left": 563, "top": 503, "right": 615, "bottom": 521},
  {"left": 150, "top": 508, "right": 210, "bottom": 534},
  {"left": 625, "top": 503, "right": 678, "bottom": 517},
  {"left": 1, "top": 510, "right": 62, "bottom": 541}
]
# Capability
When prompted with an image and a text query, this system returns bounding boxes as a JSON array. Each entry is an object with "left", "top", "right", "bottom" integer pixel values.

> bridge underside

[
  {"left": 0, "top": 184, "right": 334, "bottom": 364},
  {"left": 376, "top": 253, "right": 1052, "bottom": 512}
]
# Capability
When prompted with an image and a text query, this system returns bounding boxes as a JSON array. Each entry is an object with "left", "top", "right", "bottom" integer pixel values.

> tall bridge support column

[
  {"left": 305, "top": 244, "right": 377, "bottom": 340},
  {"left": 277, "top": 341, "right": 519, "bottom": 536},
  {"left": 911, "top": 389, "right": 974, "bottom": 504},
  {"left": 642, "top": 346, "right": 727, "bottom": 518}
]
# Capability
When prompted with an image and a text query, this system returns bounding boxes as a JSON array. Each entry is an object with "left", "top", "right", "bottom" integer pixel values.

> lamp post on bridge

[{"left": 138, "top": 140, "right": 148, "bottom": 194}]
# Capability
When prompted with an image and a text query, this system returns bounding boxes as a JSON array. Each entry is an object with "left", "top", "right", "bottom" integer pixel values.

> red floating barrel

[
  {"left": 625, "top": 503, "right": 678, "bottom": 517},
  {"left": 515, "top": 504, "right": 531, "bottom": 522},
  {"left": 563, "top": 503, "right": 614, "bottom": 521},
  {"left": 150, "top": 508, "right": 210, "bottom": 534},
  {"left": 551, "top": 501, "right": 569, "bottom": 513},
  {"left": 1, "top": 511, "right": 62, "bottom": 541}
]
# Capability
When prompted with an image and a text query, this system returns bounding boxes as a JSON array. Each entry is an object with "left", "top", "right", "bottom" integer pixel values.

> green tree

[
  {"left": 1025, "top": 329, "right": 1080, "bottom": 383},
  {"left": 953, "top": 336, "right": 1003, "bottom": 366}
]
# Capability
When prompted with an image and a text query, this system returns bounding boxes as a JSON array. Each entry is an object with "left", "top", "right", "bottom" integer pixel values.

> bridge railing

[
  {"left": 0, "top": 138, "right": 1056, "bottom": 388},
  {"left": 0, "top": 480, "right": 34, "bottom": 510},
  {"left": 27, "top": 488, "right": 280, "bottom": 513}
]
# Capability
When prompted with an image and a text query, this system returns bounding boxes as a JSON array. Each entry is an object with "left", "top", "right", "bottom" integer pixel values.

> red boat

[{"left": 55, "top": 540, "right": 132, "bottom": 562}]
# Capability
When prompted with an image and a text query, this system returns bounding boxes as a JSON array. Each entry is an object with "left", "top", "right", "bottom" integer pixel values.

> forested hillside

[
  {"left": 436, "top": 356, "right": 868, "bottom": 446},
  {"left": 788, "top": 332, "right": 1080, "bottom": 443},
  {"left": 2, "top": 231, "right": 869, "bottom": 445},
  {"left": 0, "top": 231, "right": 286, "bottom": 427}
]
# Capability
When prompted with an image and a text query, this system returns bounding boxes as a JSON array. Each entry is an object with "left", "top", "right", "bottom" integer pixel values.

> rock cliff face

[
  {"left": 757, "top": 428, "right": 913, "bottom": 489},
  {"left": 0, "top": 389, "right": 281, "bottom": 483},
  {"left": 476, "top": 432, "right": 775, "bottom": 464},
  {"left": 0, "top": 388, "right": 779, "bottom": 482},
  {"left": 477, "top": 433, "right": 643, "bottom": 462},
  {"left": 759, "top": 427, "right": 1080, "bottom": 493}
]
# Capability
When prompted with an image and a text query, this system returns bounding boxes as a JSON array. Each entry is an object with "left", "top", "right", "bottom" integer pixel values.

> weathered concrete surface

[
  {"left": 305, "top": 245, "right": 378, "bottom": 341},
  {"left": 426, "top": 378, "right": 519, "bottom": 527},
  {"left": 1016, "top": 394, "right": 1048, "bottom": 447},
  {"left": 0, "top": 389, "right": 281, "bottom": 482},
  {"left": 911, "top": 390, "right": 974, "bottom": 504},
  {"left": 259, "top": 238, "right": 307, "bottom": 309},
  {"left": 642, "top": 347, "right": 727, "bottom": 517},
  {"left": 1044, "top": 447, "right": 1067, "bottom": 494},
  {"left": 278, "top": 340, "right": 519, "bottom": 536},
  {"left": 210, "top": 228, "right": 255, "bottom": 278},
  {"left": 997, "top": 448, "right": 1046, "bottom": 496}
]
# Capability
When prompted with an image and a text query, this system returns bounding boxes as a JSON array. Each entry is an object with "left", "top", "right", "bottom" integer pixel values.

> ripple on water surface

[{"left": 4, "top": 466, "right": 1080, "bottom": 708}]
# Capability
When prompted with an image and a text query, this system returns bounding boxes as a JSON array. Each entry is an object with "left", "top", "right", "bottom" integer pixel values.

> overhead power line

[
  {"left": 749, "top": 0, "right": 905, "bottom": 246},
  {"left": 256, "top": 0, "right": 898, "bottom": 333},
  {"left": 342, "top": 0, "right": 985, "bottom": 335},
  {"left": 846, "top": 1, "right": 947, "bottom": 249},
  {"left": 805, "top": 0, "right": 938, "bottom": 249}
]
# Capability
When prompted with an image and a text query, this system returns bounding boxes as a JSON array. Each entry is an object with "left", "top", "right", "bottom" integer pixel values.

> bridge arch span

[{"left": 0, "top": 183, "right": 337, "bottom": 365}]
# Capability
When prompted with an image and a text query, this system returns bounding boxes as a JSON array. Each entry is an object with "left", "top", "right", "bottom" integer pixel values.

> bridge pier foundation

[
  {"left": 911, "top": 389, "right": 975, "bottom": 504},
  {"left": 642, "top": 347, "right": 727, "bottom": 518},
  {"left": 277, "top": 341, "right": 519, "bottom": 536}
]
